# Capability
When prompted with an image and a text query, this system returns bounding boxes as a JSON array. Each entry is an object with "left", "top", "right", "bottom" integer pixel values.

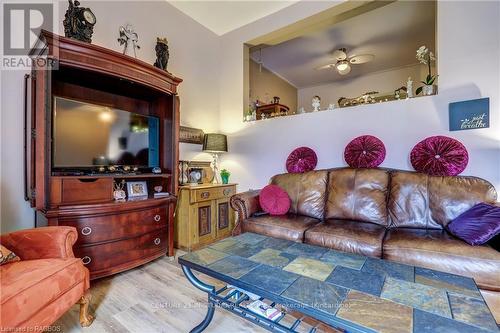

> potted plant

[
  {"left": 220, "top": 169, "right": 231, "bottom": 184},
  {"left": 415, "top": 45, "right": 437, "bottom": 96}
]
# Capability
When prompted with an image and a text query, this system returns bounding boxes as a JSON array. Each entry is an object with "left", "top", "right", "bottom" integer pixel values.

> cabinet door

[
  {"left": 216, "top": 198, "right": 234, "bottom": 238},
  {"left": 194, "top": 201, "right": 216, "bottom": 245}
]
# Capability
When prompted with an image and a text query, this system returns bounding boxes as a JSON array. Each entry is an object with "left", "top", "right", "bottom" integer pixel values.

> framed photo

[
  {"left": 127, "top": 181, "right": 148, "bottom": 197},
  {"left": 180, "top": 126, "right": 204, "bottom": 144}
]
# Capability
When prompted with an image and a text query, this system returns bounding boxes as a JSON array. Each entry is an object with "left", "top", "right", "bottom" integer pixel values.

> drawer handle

[
  {"left": 154, "top": 238, "right": 161, "bottom": 245},
  {"left": 154, "top": 214, "right": 161, "bottom": 222},
  {"left": 82, "top": 256, "right": 92, "bottom": 265},
  {"left": 223, "top": 189, "right": 231, "bottom": 196},
  {"left": 201, "top": 191, "right": 210, "bottom": 199},
  {"left": 81, "top": 227, "right": 92, "bottom": 236}
]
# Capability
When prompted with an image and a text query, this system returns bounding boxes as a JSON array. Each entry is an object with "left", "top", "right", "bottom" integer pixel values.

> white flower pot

[{"left": 422, "top": 85, "right": 437, "bottom": 96}]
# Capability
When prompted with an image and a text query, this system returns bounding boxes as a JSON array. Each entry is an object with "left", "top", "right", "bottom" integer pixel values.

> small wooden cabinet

[{"left": 175, "top": 183, "right": 236, "bottom": 251}]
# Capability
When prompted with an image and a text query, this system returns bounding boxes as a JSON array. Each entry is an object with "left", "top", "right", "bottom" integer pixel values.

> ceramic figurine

[
  {"left": 407, "top": 77, "right": 414, "bottom": 98},
  {"left": 154, "top": 37, "right": 169, "bottom": 71},
  {"left": 118, "top": 24, "right": 140, "bottom": 58},
  {"left": 312, "top": 96, "right": 321, "bottom": 112}
]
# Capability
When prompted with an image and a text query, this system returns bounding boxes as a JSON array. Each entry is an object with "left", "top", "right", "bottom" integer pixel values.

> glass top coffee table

[{"left": 178, "top": 233, "right": 499, "bottom": 333}]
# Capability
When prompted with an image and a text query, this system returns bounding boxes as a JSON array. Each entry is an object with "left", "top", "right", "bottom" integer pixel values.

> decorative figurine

[
  {"left": 153, "top": 37, "right": 169, "bottom": 71},
  {"left": 273, "top": 96, "right": 280, "bottom": 104},
  {"left": 63, "top": 0, "right": 96, "bottom": 43},
  {"left": 117, "top": 24, "right": 140, "bottom": 58},
  {"left": 406, "top": 77, "right": 414, "bottom": 98},
  {"left": 312, "top": 95, "right": 321, "bottom": 112},
  {"left": 113, "top": 180, "right": 126, "bottom": 202}
]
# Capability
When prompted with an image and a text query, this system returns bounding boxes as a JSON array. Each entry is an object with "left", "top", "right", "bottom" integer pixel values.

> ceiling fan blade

[
  {"left": 349, "top": 54, "right": 375, "bottom": 64},
  {"left": 316, "top": 63, "right": 336, "bottom": 70},
  {"left": 332, "top": 48, "right": 348, "bottom": 61}
]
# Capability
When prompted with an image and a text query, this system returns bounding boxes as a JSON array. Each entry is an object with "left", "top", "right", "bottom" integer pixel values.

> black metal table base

[{"left": 181, "top": 265, "right": 319, "bottom": 333}]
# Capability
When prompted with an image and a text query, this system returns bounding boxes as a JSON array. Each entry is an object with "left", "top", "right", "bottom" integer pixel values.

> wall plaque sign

[{"left": 449, "top": 97, "right": 489, "bottom": 131}]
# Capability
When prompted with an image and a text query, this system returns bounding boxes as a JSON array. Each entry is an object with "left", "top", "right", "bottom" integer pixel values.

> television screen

[{"left": 53, "top": 97, "right": 159, "bottom": 168}]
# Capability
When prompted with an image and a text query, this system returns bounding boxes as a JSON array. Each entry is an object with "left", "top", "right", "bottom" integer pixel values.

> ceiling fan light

[
  {"left": 338, "top": 64, "right": 352, "bottom": 75},
  {"left": 336, "top": 60, "right": 350, "bottom": 72}
]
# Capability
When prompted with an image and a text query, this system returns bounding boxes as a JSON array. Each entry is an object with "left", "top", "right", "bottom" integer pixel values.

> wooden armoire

[{"left": 27, "top": 30, "right": 182, "bottom": 280}]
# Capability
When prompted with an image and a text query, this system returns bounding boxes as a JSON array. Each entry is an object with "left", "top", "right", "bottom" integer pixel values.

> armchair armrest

[
  {"left": 0, "top": 226, "right": 77, "bottom": 260},
  {"left": 230, "top": 190, "right": 261, "bottom": 235}
]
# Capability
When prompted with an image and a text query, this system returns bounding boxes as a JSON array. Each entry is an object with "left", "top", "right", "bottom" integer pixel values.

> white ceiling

[
  {"left": 250, "top": 1, "right": 436, "bottom": 88},
  {"left": 167, "top": 1, "right": 299, "bottom": 36}
]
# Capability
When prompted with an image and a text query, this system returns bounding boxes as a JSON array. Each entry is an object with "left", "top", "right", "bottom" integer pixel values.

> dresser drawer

[
  {"left": 74, "top": 228, "right": 167, "bottom": 275},
  {"left": 191, "top": 185, "right": 235, "bottom": 203},
  {"left": 63, "top": 207, "right": 167, "bottom": 245},
  {"left": 60, "top": 178, "right": 113, "bottom": 204}
]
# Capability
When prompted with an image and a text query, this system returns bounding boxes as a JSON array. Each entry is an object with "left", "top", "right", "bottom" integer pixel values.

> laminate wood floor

[{"left": 55, "top": 251, "right": 267, "bottom": 333}]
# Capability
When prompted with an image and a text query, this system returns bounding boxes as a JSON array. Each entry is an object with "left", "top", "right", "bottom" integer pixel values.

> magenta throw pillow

[
  {"left": 410, "top": 136, "right": 468, "bottom": 176},
  {"left": 344, "top": 135, "right": 386, "bottom": 168},
  {"left": 259, "top": 185, "right": 291, "bottom": 216},
  {"left": 446, "top": 203, "right": 500, "bottom": 246},
  {"left": 286, "top": 147, "right": 317, "bottom": 173}
]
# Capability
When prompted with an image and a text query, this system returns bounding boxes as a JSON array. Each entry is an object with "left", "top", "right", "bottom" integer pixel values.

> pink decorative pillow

[
  {"left": 286, "top": 147, "right": 317, "bottom": 173},
  {"left": 410, "top": 136, "right": 469, "bottom": 176},
  {"left": 344, "top": 135, "right": 386, "bottom": 168},
  {"left": 259, "top": 185, "right": 291, "bottom": 216}
]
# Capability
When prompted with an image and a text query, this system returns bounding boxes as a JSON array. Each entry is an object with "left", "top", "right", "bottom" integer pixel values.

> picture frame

[
  {"left": 180, "top": 126, "right": 204, "bottom": 144},
  {"left": 126, "top": 181, "right": 148, "bottom": 198},
  {"left": 449, "top": 97, "right": 489, "bottom": 131}
]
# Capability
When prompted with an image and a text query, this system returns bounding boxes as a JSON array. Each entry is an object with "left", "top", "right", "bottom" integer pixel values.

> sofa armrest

[
  {"left": 230, "top": 190, "right": 261, "bottom": 235},
  {"left": 0, "top": 226, "right": 77, "bottom": 260}
]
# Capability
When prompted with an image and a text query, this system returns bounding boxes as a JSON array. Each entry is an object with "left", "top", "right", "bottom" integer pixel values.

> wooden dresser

[
  {"left": 175, "top": 183, "right": 236, "bottom": 251},
  {"left": 27, "top": 31, "right": 182, "bottom": 280}
]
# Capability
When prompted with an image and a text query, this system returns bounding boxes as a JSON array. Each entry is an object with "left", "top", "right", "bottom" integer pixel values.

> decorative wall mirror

[{"left": 244, "top": 0, "right": 437, "bottom": 121}]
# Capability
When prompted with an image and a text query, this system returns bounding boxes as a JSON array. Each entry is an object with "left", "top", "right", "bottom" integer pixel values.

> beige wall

[
  {"left": 0, "top": 1, "right": 220, "bottom": 232},
  {"left": 249, "top": 59, "right": 297, "bottom": 113}
]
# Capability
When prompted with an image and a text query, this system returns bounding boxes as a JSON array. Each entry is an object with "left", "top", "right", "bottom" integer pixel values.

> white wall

[
  {"left": 218, "top": 1, "right": 500, "bottom": 195},
  {"left": 0, "top": 1, "right": 220, "bottom": 232},
  {"left": 297, "top": 64, "right": 423, "bottom": 112}
]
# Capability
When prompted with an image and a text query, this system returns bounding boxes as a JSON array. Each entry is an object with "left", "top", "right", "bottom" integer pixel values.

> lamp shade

[{"left": 202, "top": 133, "right": 228, "bottom": 153}]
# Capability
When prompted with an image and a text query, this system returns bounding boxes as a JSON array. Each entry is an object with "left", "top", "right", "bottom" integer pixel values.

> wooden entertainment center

[{"left": 27, "top": 31, "right": 182, "bottom": 280}]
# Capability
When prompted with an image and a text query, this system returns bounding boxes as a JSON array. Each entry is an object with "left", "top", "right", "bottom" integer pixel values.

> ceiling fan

[{"left": 317, "top": 48, "right": 375, "bottom": 75}]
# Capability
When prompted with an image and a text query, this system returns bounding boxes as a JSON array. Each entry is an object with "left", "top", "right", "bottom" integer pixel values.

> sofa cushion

[
  {"left": 259, "top": 185, "right": 291, "bottom": 215},
  {"left": 0, "top": 258, "right": 88, "bottom": 327},
  {"left": 270, "top": 170, "right": 328, "bottom": 220},
  {"left": 383, "top": 228, "right": 500, "bottom": 291},
  {"left": 0, "top": 245, "right": 20, "bottom": 265},
  {"left": 388, "top": 170, "right": 497, "bottom": 229},
  {"left": 304, "top": 219, "right": 386, "bottom": 258},
  {"left": 446, "top": 202, "right": 500, "bottom": 245},
  {"left": 325, "top": 168, "right": 390, "bottom": 226},
  {"left": 242, "top": 214, "right": 320, "bottom": 242}
]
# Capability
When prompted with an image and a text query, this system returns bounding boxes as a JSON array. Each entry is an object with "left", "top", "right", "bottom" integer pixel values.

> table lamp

[{"left": 202, "top": 133, "right": 228, "bottom": 183}]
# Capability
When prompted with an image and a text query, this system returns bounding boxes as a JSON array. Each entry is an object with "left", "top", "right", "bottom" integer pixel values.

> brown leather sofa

[{"left": 230, "top": 168, "right": 500, "bottom": 323}]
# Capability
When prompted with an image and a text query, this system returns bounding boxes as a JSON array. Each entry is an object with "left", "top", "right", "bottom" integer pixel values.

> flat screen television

[{"left": 52, "top": 97, "right": 160, "bottom": 172}]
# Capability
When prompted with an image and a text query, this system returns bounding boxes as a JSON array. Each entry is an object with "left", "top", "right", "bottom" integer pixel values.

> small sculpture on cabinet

[
  {"left": 154, "top": 37, "right": 170, "bottom": 71},
  {"left": 63, "top": 0, "right": 96, "bottom": 43},
  {"left": 117, "top": 24, "right": 140, "bottom": 58}
]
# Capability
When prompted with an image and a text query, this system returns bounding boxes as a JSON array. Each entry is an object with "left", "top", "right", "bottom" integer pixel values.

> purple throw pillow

[
  {"left": 446, "top": 203, "right": 500, "bottom": 246},
  {"left": 344, "top": 135, "right": 386, "bottom": 168},
  {"left": 286, "top": 147, "right": 317, "bottom": 173},
  {"left": 410, "top": 136, "right": 468, "bottom": 176}
]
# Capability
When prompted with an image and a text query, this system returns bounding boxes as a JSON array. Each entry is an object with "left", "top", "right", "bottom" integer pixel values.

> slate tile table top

[{"left": 179, "top": 233, "right": 499, "bottom": 333}]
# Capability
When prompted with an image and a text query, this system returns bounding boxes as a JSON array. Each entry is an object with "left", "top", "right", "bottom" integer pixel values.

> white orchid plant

[{"left": 415, "top": 45, "right": 437, "bottom": 95}]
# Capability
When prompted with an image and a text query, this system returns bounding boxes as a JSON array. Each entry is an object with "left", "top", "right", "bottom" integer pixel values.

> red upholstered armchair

[{"left": 0, "top": 226, "right": 93, "bottom": 330}]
